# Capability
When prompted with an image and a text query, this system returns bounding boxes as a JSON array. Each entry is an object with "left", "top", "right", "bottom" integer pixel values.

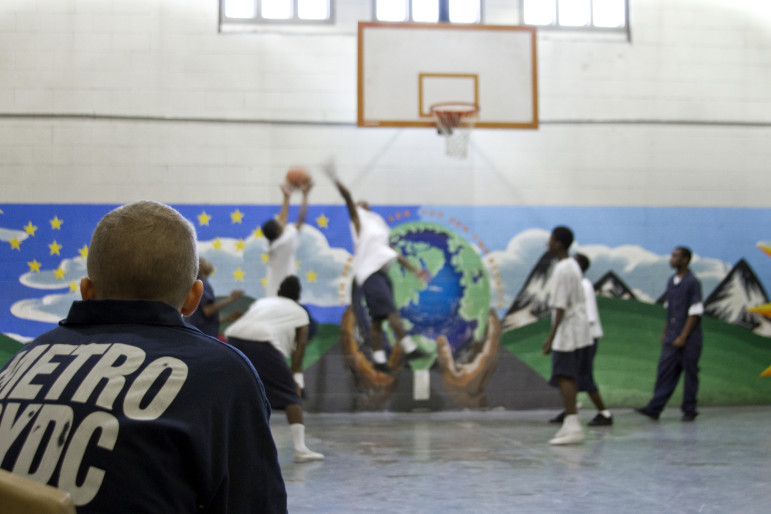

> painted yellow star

[
  {"left": 9, "top": 238, "right": 21, "bottom": 250},
  {"left": 261, "top": 276, "right": 267, "bottom": 288},
  {"left": 78, "top": 245, "right": 88, "bottom": 259},
  {"left": 49, "top": 240, "right": 63, "bottom": 256},
  {"left": 50, "top": 216, "right": 63, "bottom": 230},
  {"left": 315, "top": 214, "right": 329, "bottom": 229},
  {"left": 213, "top": 238, "right": 222, "bottom": 250},
  {"left": 197, "top": 211, "right": 212, "bottom": 226},
  {"left": 253, "top": 227, "right": 264, "bottom": 239},
  {"left": 69, "top": 281, "right": 79, "bottom": 292},
  {"left": 261, "top": 253, "right": 269, "bottom": 263},
  {"left": 235, "top": 239, "right": 246, "bottom": 252},
  {"left": 27, "top": 259, "right": 41, "bottom": 273},
  {"left": 54, "top": 267, "right": 66, "bottom": 280},
  {"left": 23, "top": 221, "right": 38, "bottom": 236},
  {"left": 306, "top": 270, "right": 318, "bottom": 283},
  {"left": 233, "top": 267, "right": 245, "bottom": 281},
  {"left": 230, "top": 209, "right": 244, "bottom": 224}
]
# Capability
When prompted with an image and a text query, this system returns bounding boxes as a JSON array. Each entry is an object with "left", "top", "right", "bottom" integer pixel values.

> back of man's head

[
  {"left": 262, "top": 219, "right": 281, "bottom": 243},
  {"left": 87, "top": 201, "right": 199, "bottom": 308},
  {"left": 277, "top": 275, "right": 301, "bottom": 302},
  {"left": 552, "top": 226, "right": 574, "bottom": 251},
  {"left": 574, "top": 253, "right": 590, "bottom": 273}
]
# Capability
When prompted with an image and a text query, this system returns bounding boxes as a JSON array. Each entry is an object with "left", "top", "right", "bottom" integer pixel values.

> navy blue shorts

[
  {"left": 360, "top": 271, "right": 397, "bottom": 320},
  {"left": 549, "top": 345, "right": 596, "bottom": 392},
  {"left": 228, "top": 337, "right": 301, "bottom": 410}
]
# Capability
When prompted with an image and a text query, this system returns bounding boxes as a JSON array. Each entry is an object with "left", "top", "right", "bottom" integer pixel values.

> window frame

[
  {"left": 372, "top": 0, "right": 483, "bottom": 25},
  {"left": 219, "top": 0, "right": 336, "bottom": 26},
  {"left": 519, "top": 0, "right": 629, "bottom": 35}
]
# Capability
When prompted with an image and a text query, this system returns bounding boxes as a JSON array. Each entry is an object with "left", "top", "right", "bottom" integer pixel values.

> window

[
  {"left": 521, "top": 0, "right": 627, "bottom": 31},
  {"left": 374, "top": 0, "right": 481, "bottom": 24},
  {"left": 221, "top": 0, "right": 332, "bottom": 24}
]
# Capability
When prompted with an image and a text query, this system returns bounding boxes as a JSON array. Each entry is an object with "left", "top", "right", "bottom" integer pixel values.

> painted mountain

[
  {"left": 594, "top": 271, "right": 637, "bottom": 300},
  {"left": 502, "top": 251, "right": 557, "bottom": 330},
  {"left": 704, "top": 259, "right": 771, "bottom": 335}
]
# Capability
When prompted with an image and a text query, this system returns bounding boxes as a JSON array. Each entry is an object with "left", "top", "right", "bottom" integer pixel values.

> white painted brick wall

[{"left": 0, "top": 0, "right": 768, "bottom": 206}]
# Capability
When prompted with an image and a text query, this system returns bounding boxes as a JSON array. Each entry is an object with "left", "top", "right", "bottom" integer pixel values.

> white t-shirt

[
  {"left": 224, "top": 296, "right": 309, "bottom": 359},
  {"left": 548, "top": 258, "right": 593, "bottom": 352},
  {"left": 265, "top": 224, "right": 299, "bottom": 297},
  {"left": 351, "top": 207, "right": 398, "bottom": 285},
  {"left": 582, "top": 277, "right": 604, "bottom": 340}
]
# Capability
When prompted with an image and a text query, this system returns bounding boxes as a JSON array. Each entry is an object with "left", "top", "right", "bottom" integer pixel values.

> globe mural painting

[{"left": 388, "top": 222, "right": 490, "bottom": 356}]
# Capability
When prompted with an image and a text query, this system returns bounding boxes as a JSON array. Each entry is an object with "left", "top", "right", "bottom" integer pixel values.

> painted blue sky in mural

[{"left": 2, "top": 203, "right": 771, "bottom": 341}]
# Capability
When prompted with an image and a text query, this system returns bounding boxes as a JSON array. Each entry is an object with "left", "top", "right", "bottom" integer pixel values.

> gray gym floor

[{"left": 272, "top": 406, "right": 771, "bottom": 513}]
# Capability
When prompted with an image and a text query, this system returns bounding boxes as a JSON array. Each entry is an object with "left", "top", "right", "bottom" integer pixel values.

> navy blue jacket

[
  {"left": 663, "top": 271, "right": 703, "bottom": 346},
  {"left": 0, "top": 299, "right": 286, "bottom": 513}
]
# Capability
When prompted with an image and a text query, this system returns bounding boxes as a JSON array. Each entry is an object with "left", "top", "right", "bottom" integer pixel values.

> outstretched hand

[{"left": 435, "top": 310, "right": 501, "bottom": 409}]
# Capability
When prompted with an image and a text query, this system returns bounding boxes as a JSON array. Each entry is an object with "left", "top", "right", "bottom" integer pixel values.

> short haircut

[
  {"left": 277, "top": 275, "right": 301, "bottom": 302},
  {"left": 87, "top": 201, "right": 199, "bottom": 308},
  {"left": 552, "top": 226, "right": 574, "bottom": 250},
  {"left": 574, "top": 253, "right": 590, "bottom": 273},
  {"left": 675, "top": 246, "right": 692, "bottom": 263},
  {"left": 262, "top": 219, "right": 281, "bottom": 243}
]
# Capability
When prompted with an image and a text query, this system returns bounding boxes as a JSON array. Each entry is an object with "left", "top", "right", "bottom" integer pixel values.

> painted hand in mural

[
  {"left": 338, "top": 306, "right": 401, "bottom": 410},
  {"left": 436, "top": 310, "right": 501, "bottom": 409}
]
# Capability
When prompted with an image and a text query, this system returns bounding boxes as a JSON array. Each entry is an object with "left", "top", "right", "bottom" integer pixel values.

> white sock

[
  {"left": 290, "top": 423, "right": 307, "bottom": 452},
  {"left": 600, "top": 409, "right": 612, "bottom": 418},
  {"left": 399, "top": 335, "right": 417, "bottom": 354},
  {"left": 563, "top": 414, "right": 581, "bottom": 430},
  {"left": 373, "top": 350, "right": 387, "bottom": 364}
]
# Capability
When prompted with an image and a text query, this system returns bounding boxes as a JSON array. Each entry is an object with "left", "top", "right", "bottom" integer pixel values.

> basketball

[{"left": 285, "top": 167, "right": 311, "bottom": 188}]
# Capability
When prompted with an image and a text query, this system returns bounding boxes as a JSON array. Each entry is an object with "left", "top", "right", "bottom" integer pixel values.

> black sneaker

[
  {"left": 588, "top": 413, "right": 613, "bottom": 426},
  {"left": 681, "top": 412, "right": 698, "bottom": 422},
  {"left": 549, "top": 411, "right": 566, "bottom": 424},
  {"left": 634, "top": 407, "right": 660, "bottom": 420}
]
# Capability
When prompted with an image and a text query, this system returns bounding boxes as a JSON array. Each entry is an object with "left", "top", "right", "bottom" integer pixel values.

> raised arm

[
  {"left": 294, "top": 180, "right": 313, "bottom": 230},
  {"left": 277, "top": 183, "right": 292, "bottom": 228},
  {"left": 323, "top": 160, "right": 360, "bottom": 234}
]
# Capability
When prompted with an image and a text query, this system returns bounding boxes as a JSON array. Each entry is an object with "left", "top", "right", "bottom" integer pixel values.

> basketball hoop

[{"left": 430, "top": 102, "right": 479, "bottom": 158}]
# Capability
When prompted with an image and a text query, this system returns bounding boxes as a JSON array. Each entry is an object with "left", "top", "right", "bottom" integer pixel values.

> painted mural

[{"left": 2, "top": 203, "right": 771, "bottom": 411}]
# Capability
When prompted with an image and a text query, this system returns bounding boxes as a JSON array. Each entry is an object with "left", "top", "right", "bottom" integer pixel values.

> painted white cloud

[
  {"left": 11, "top": 290, "right": 81, "bottom": 323},
  {"left": 20, "top": 257, "right": 87, "bottom": 289},
  {"left": 203, "top": 224, "right": 353, "bottom": 307},
  {"left": 485, "top": 229, "right": 730, "bottom": 313},
  {"left": 10, "top": 257, "right": 86, "bottom": 323},
  {"left": 0, "top": 227, "right": 28, "bottom": 243}
]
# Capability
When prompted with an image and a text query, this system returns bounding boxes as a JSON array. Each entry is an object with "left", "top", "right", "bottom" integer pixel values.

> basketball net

[{"left": 430, "top": 102, "right": 479, "bottom": 159}]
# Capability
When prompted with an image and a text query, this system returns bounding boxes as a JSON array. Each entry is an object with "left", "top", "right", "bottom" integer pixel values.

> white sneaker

[
  {"left": 294, "top": 448, "right": 325, "bottom": 463},
  {"left": 549, "top": 414, "right": 585, "bottom": 445}
]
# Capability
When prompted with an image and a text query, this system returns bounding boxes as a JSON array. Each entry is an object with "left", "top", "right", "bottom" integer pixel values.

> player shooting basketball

[{"left": 324, "top": 161, "right": 429, "bottom": 374}]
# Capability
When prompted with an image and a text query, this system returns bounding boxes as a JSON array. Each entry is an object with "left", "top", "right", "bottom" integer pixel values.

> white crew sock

[
  {"left": 373, "top": 350, "right": 387, "bottom": 364},
  {"left": 290, "top": 423, "right": 308, "bottom": 452},
  {"left": 399, "top": 335, "right": 418, "bottom": 354},
  {"left": 600, "top": 409, "right": 612, "bottom": 418}
]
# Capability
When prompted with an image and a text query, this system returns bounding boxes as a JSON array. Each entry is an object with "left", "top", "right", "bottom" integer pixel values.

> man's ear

[
  {"left": 181, "top": 279, "right": 204, "bottom": 317},
  {"left": 80, "top": 277, "right": 96, "bottom": 300}
]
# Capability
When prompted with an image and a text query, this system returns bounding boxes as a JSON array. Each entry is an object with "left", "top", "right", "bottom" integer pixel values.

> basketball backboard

[{"left": 357, "top": 22, "right": 538, "bottom": 129}]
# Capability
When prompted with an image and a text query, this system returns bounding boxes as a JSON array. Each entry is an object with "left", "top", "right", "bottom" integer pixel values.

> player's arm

[
  {"left": 292, "top": 325, "right": 310, "bottom": 396},
  {"left": 277, "top": 183, "right": 292, "bottom": 227},
  {"left": 323, "top": 159, "right": 360, "bottom": 234},
  {"left": 396, "top": 253, "right": 430, "bottom": 282},
  {"left": 202, "top": 289, "right": 244, "bottom": 317},
  {"left": 294, "top": 180, "right": 313, "bottom": 230},
  {"left": 542, "top": 308, "right": 565, "bottom": 355}
]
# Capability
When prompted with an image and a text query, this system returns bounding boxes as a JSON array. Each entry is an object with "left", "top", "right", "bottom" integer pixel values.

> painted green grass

[
  {"left": 501, "top": 297, "right": 771, "bottom": 408},
  {"left": 0, "top": 324, "right": 339, "bottom": 373},
  {"left": 0, "top": 333, "right": 23, "bottom": 366}
]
